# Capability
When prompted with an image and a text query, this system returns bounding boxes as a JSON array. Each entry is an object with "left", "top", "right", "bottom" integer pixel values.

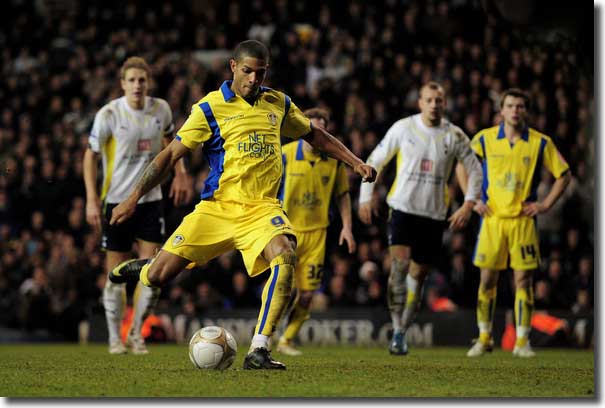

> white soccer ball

[{"left": 188, "top": 326, "right": 237, "bottom": 370}]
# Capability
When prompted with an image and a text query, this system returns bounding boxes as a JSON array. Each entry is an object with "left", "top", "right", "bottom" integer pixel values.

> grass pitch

[{"left": 0, "top": 343, "right": 594, "bottom": 398}]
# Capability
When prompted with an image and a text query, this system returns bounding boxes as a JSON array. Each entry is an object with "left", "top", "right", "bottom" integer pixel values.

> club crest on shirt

[
  {"left": 267, "top": 112, "right": 277, "bottom": 126},
  {"left": 138, "top": 139, "right": 151, "bottom": 151},
  {"left": 172, "top": 235, "right": 185, "bottom": 247},
  {"left": 523, "top": 156, "right": 531, "bottom": 166},
  {"left": 420, "top": 159, "right": 433, "bottom": 172},
  {"left": 322, "top": 175, "right": 330, "bottom": 185}
]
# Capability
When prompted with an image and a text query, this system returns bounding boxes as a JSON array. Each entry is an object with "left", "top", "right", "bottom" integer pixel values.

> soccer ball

[{"left": 188, "top": 326, "right": 237, "bottom": 370}]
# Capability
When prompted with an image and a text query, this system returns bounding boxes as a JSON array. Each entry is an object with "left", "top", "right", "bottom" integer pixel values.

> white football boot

[
  {"left": 512, "top": 343, "right": 536, "bottom": 358},
  {"left": 109, "top": 341, "right": 127, "bottom": 355},
  {"left": 466, "top": 338, "right": 493, "bottom": 357},
  {"left": 276, "top": 338, "right": 303, "bottom": 356},
  {"left": 126, "top": 330, "right": 149, "bottom": 355}
]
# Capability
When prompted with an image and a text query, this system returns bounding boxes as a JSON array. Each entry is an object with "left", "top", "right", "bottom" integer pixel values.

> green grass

[{"left": 0, "top": 344, "right": 594, "bottom": 398}]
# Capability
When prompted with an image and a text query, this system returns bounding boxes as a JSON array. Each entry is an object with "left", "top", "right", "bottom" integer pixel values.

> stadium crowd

[{"left": 0, "top": 0, "right": 594, "bottom": 340}]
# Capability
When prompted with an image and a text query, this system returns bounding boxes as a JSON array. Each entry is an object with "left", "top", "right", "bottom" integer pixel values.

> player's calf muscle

[
  {"left": 147, "top": 252, "right": 189, "bottom": 286},
  {"left": 298, "top": 290, "right": 313, "bottom": 308}
]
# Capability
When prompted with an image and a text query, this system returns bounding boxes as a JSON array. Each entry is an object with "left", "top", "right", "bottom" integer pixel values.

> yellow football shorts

[
  {"left": 293, "top": 228, "right": 327, "bottom": 291},
  {"left": 473, "top": 215, "right": 540, "bottom": 271},
  {"left": 163, "top": 200, "right": 296, "bottom": 276}
]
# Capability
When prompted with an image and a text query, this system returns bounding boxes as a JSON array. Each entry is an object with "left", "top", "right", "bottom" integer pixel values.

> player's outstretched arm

[
  {"left": 110, "top": 139, "right": 191, "bottom": 225},
  {"left": 303, "top": 127, "right": 376, "bottom": 182}
]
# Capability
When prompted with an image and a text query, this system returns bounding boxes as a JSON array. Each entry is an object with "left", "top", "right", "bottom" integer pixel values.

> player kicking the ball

[{"left": 108, "top": 40, "right": 376, "bottom": 369}]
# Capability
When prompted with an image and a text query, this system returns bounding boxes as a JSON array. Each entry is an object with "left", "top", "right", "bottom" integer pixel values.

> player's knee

[
  {"left": 390, "top": 258, "right": 409, "bottom": 277},
  {"left": 271, "top": 249, "right": 297, "bottom": 267},
  {"left": 480, "top": 270, "right": 499, "bottom": 288},
  {"left": 514, "top": 274, "right": 532, "bottom": 291}
]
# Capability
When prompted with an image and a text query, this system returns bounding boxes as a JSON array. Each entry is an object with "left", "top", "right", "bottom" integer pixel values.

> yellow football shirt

[
  {"left": 470, "top": 123, "right": 569, "bottom": 217},
  {"left": 279, "top": 139, "right": 349, "bottom": 231},
  {"left": 176, "top": 81, "right": 312, "bottom": 205}
]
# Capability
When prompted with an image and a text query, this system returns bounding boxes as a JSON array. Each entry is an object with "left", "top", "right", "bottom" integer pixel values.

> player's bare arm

[
  {"left": 358, "top": 171, "right": 384, "bottom": 225},
  {"left": 449, "top": 165, "right": 479, "bottom": 230},
  {"left": 83, "top": 147, "right": 102, "bottom": 233},
  {"left": 162, "top": 134, "right": 194, "bottom": 206},
  {"left": 110, "top": 139, "right": 192, "bottom": 225},
  {"left": 336, "top": 192, "right": 356, "bottom": 253},
  {"left": 447, "top": 200, "right": 475, "bottom": 230},
  {"left": 169, "top": 158, "right": 194, "bottom": 206},
  {"left": 454, "top": 157, "right": 490, "bottom": 218},
  {"left": 303, "top": 126, "right": 376, "bottom": 182},
  {"left": 522, "top": 170, "right": 571, "bottom": 217},
  {"left": 455, "top": 162, "right": 468, "bottom": 196}
]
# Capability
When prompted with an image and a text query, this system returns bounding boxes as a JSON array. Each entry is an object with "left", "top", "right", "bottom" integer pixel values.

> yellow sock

[
  {"left": 282, "top": 303, "right": 310, "bottom": 342},
  {"left": 477, "top": 285, "right": 497, "bottom": 343},
  {"left": 254, "top": 252, "right": 295, "bottom": 337},
  {"left": 514, "top": 287, "right": 534, "bottom": 347}
]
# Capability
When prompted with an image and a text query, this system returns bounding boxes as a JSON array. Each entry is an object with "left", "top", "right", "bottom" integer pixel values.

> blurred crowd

[{"left": 0, "top": 0, "right": 594, "bottom": 340}]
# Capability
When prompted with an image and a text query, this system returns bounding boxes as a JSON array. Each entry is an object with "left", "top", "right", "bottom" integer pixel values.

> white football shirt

[
  {"left": 359, "top": 114, "right": 482, "bottom": 220},
  {"left": 88, "top": 96, "right": 174, "bottom": 204}
]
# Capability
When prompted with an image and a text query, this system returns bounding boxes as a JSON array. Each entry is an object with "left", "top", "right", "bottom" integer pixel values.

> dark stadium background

[{"left": 0, "top": 0, "right": 593, "bottom": 349}]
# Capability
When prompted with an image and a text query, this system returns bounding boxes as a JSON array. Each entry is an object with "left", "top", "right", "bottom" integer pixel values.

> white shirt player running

[
  {"left": 359, "top": 113, "right": 482, "bottom": 221},
  {"left": 88, "top": 96, "right": 174, "bottom": 204}
]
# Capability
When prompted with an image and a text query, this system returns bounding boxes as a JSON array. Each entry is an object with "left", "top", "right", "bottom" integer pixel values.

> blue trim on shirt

[
  {"left": 527, "top": 137, "right": 547, "bottom": 202},
  {"left": 199, "top": 102, "right": 225, "bottom": 199},
  {"left": 281, "top": 94, "right": 291, "bottom": 129},
  {"left": 497, "top": 123, "right": 505, "bottom": 139},
  {"left": 497, "top": 122, "right": 529, "bottom": 141},
  {"left": 221, "top": 80, "right": 271, "bottom": 102},
  {"left": 295, "top": 139, "right": 305, "bottom": 160},
  {"left": 277, "top": 154, "right": 287, "bottom": 202},
  {"left": 175, "top": 135, "right": 182, "bottom": 141},
  {"left": 220, "top": 81, "right": 236, "bottom": 101},
  {"left": 479, "top": 135, "right": 489, "bottom": 202},
  {"left": 258, "top": 265, "right": 279, "bottom": 334}
]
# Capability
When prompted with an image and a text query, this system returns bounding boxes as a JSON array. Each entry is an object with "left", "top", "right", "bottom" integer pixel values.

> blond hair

[
  {"left": 120, "top": 56, "right": 151, "bottom": 79},
  {"left": 419, "top": 81, "right": 445, "bottom": 97}
]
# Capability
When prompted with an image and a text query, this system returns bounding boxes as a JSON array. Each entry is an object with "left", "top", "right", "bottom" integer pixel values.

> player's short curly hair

[
  {"left": 233, "top": 40, "right": 270, "bottom": 63},
  {"left": 500, "top": 88, "right": 531, "bottom": 110},
  {"left": 120, "top": 56, "right": 151, "bottom": 79},
  {"left": 304, "top": 108, "right": 330, "bottom": 125}
]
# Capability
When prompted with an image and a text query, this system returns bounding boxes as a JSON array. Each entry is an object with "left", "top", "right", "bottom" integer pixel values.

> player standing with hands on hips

[
  {"left": 358, "top": 82, "right": 482, "bottom": 356},
  {"left": 108, "top": 40, "right": 376, "bottom": 369},
  {"left": 463, "top": 88, "right": 571, "bottom": 358},
  {"left": 83, "top": 57, "right": 194, "bottom": 355}
]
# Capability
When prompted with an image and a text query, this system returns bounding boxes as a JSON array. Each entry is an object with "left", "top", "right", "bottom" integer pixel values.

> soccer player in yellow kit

[
  {"left": 464, "top": 88, "right": 571, "bottom": 358},
  {"left": 276, "top": 108, "right": 356, "bottom": 356},
  {"left": 108, "top": 40, "right": 376, "bottom": 369}
]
